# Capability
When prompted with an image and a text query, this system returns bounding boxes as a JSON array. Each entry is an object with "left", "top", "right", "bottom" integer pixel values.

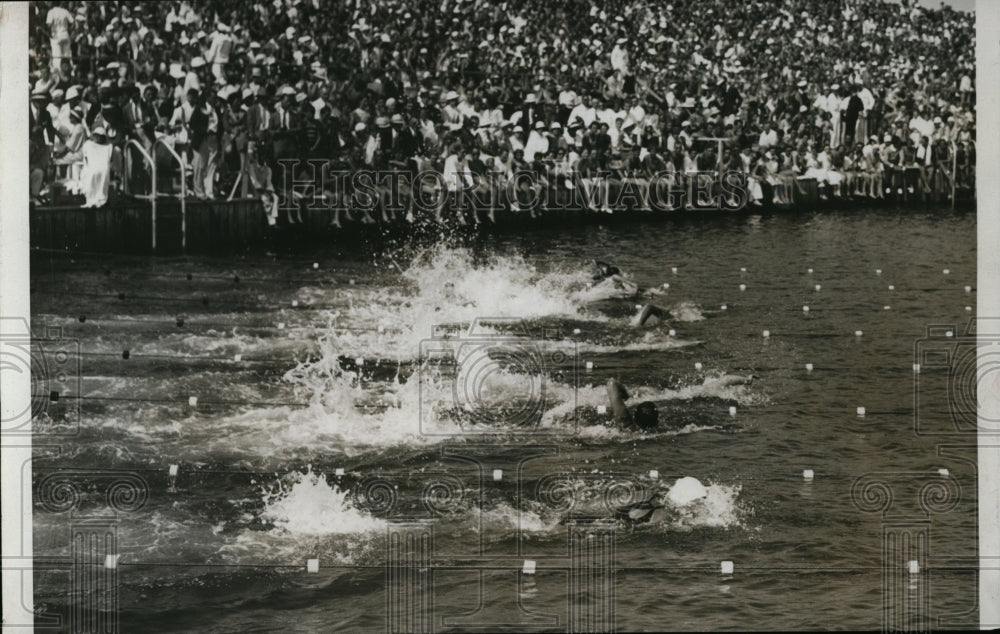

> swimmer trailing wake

[
  {"left": 605, "top": 378, "right": 660, "bottom": 430},
  {"left": 604, "top": 375, "right": 754, "bottom": 430},
  {"left": 601, "top": 380, "right": 668, "bottom": 525},
  {"left": 591, "top": 260, "right": 671, "bottom": 325},
  {"left": 592, "top": 260, "right": 639, "bottom": 295},
  {"left": 602, "top": 376, "right": 752, "bottom": 525}
]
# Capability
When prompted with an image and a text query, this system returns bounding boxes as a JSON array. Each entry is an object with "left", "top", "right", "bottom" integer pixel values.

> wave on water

[
  {"left": 249, "top": 470, "right": 742, "bottom": 544},
  {"left": 57, "top": 245, "right": 755, "bottom": 461},
  {"left": 278, "top": 245, "right": 702, "bottom": 361},
  {"left": 76, "top": 326, "right": 758, "bottom": 457}
]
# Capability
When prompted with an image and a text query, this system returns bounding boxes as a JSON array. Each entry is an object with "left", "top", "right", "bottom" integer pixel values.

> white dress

[{"left": 80, "top": 140, "right": 113, "bottom": 207}]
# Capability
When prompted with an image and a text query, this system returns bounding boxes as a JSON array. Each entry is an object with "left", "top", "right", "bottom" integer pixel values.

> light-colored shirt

[
  {"left": 567, "top": 104, "right": 596, "bottom": 128},
  {"left": 523, "top": 130, "right": 549, "bottom": 162},
  {"left": 610, "top": 45, "right": 628, "bottom": 73},
  {"left": 858, "top": 87, "right": 876, "bottom": 112},
  {"left": 206, "top": 32, "right": 233, "bottom": 65},
  {"left": 46, "top": 7, "right": 73, "bottom": 38},
  {"left": 443, "top": 154, "right": 472, "bottom": 191}
]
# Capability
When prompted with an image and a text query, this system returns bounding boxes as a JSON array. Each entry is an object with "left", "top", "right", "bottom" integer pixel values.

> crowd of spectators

[{"left": 28, "top": 0, "right": 976, "bottom": 217}]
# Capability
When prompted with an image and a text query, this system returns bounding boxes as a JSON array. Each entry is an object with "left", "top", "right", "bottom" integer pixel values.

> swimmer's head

[
  {"left": 594, "top": 263, "right": 621, "bottom": 281},
  {"left": 632, "top": 401, "right": 659, "bottom": 430}
]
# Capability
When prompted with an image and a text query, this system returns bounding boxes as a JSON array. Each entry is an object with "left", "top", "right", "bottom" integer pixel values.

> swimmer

[
  {"left": 605, "top": 378, "right": 660, "bottom": 430},
  {"left": 705, "top": 374, "right": 757, "bottom": 387},
  {"left": 636, "top": 304, "right": 668, "bottom": 327},
  {"left": 593, "top": 260, "right": 622, "bottom": 281},
  {"left": 591, "top": 260, "right": 639, "bottom": 295},
  {"left": 613, "top": 497, "right": 667, "bottom": 524}
]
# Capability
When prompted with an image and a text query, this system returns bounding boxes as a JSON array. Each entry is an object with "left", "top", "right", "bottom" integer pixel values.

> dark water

[{"left": 30, "top": 206, "right": 978, "bottom": 632}]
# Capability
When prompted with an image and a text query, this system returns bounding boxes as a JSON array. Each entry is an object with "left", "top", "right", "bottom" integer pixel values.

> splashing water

[
  {"left": 333, "top": 246, "right": 613, "bottom": 361},
  {"left": 260, "top": 469, "right": 384, "bottom": 536},
  {"left": 663, "top": 479, "right": 743, "bottom": 530},
  {"left": 669, "top": 301, "right": 706, "bottom": 322}
]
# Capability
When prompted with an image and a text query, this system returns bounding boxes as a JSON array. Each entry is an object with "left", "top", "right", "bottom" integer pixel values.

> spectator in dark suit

[
  {"left": 390, "top": 113, "right": 419, "bottom": 164},
  {"left": 843, "top": 88, "right": 865, "bottom": 147},
  {"left": 30, "top": 89, "right": 59, "bottom": 203}
]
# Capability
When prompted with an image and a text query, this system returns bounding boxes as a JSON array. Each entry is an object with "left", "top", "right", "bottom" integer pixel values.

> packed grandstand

[{"left": 29, "top": 0, "right": 975, "bottom": 218}]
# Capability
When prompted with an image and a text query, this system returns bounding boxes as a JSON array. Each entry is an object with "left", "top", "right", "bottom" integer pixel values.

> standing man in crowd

[
  {"left": 46, "top": 5, "right": 74, "bottom": 73},
  {"left": 205, "top": 23, "right": 233, "bottom": 86}
]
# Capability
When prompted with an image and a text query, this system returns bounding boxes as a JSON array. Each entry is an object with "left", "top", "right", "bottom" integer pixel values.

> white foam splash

[
  {"left": 667, "top": 476, "right": 708, "bottom": 506},
  {"left": 260, "top": 469, "right": 384, "bottom": 536},
  {"left": 669, "top": 301, "right": 705, "bottom": 322},
  {"left": 662, "top": 479, "right": 742, "bottom": 530}
]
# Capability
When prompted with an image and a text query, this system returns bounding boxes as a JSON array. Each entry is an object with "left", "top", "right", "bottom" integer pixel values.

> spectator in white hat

[
  {"left": 179, "top": 60, "right": 200, "bottom": 100},
  {"left": 524, "top": 119, "right": 549, "bottom": 162},
  {"left": 441, "top": 91, "right": 463, "bottom": 131},
  {"left": 508, "top": 124, "right": 526, "bottom": 154}
]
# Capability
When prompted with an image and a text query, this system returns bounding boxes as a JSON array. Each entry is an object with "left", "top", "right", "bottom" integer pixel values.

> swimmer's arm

[
  {"left": 606, "top": 379, "right": 632, "bottom": 423},
  {"left": 610, "top": 275, "right": 638, "bottom": 293}
]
